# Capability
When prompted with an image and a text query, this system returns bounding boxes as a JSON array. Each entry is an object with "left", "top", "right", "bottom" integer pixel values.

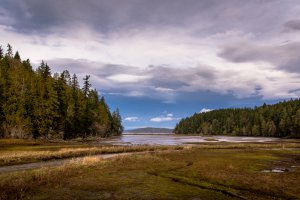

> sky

[{"left": 0, "top": 0, "right": 300, "bottom": 129}]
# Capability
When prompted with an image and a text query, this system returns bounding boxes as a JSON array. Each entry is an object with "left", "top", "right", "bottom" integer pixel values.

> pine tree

[
  {"left": 98, "top": 97, "right": 111, "bottom": 137},
  {"left": 293, "top": 109, "right": 300, "bottom": 136},
  {"left": 6, "top": 44, "right": 13, "bottom": 58},
  {"left": 0, "top": 45, "right": 3, "bottom": 59},
  {"left": 81, "top": 75, "right": 92, "bottom": 137},
  {"left": 111, "top": 108, "right": 123, "bottom": 136},
  {"left": 252, "top": 125, "right": 259, "bottom": 136},
  {"left": 2, "top": 58, "right": 32, "bottom": 138},
  {"left": 267, "top": 120, "right": 276, "bottom": 136},
  {"left": 54, "top": 74, "right": 68, "bottom": 135},
  {"left": 37, "top": 61, "right": 51, "bottom": 79},
  {"left": 82, "top": 75, "right": 91, "bottom": 97},
  {"left": 66, "top": 74, "right": 81, "bottom": 137},
  {"left": 14, "top": 51, "right": 21, "bottom": 61},
  {"left": 61, "top": 70, "right": 71, "bottom": 85},
  {"left": 22, "top": 59, "right": 33, "bottom": 72},
  {"left": 88, "top": 89, "right": 101, "bottom": 136},
  {"left": 34, "top": 73, "right": 59, "bottom": 138}
]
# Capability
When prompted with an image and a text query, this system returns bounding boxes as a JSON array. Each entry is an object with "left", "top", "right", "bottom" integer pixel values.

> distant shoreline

[{"left": 123, "top": 133, "right": 174, "bottom": 135}]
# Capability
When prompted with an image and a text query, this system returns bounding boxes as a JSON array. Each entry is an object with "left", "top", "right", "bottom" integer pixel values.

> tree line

[
  {"left": 0, "top": 44, "right": 123, "bottom": 139},
  {"left": 174, "top": 99, "right": 300, "bottom": 138}
]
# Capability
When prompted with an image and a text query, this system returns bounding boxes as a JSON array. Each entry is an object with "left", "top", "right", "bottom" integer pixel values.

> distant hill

[{"left": 125, "top": 127, "right": 174, "bottom": 134}]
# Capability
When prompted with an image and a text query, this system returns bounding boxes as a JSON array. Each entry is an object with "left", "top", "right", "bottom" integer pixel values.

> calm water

[{"left": 100, "top": 133, "right": 280, "bottom": 146}]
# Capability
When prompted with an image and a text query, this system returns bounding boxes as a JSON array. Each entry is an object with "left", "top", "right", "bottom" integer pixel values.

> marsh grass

[
  {"left": 185, "top": 141, "right": 300, "bottom": 149},
  {"left": 0, "top": 147, "right": 299, "bottom": 200},
  {"left": 0, "top": 139, "right": 41, "bottom": 147},
  {"left": 0, "top": 139, "right": 299, "bottom": 199},
  {"left": 0, "top": 156, "right": 104, "bottom": 200},
  {"left": 159, "top": 148, "right": 300, "bottom": 199},
  {"left": 0, "top": 145, "right": 185, "bottom": 166}
]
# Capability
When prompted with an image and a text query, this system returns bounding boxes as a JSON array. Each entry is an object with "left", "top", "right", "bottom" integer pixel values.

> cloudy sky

[{"left": 1, "top": 0, "right": 300, "bottom": 129}]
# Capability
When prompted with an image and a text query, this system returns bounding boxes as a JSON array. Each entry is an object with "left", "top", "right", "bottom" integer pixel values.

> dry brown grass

[
  {"left": 0, "top": 145, "right": 185, "bottom": 166},
  {"left": 0, "top": 138, "right": 41, "bottom": 146}
]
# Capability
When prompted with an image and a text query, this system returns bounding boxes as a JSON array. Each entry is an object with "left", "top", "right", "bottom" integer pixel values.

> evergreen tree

[
  {"left": 37, "top": 61, "right": 51, "bottom": 79},
  {"left": 293, "top": 109, "right": 300, "bottom": 136},
  {"left": 82, "top": 75, "right": 91, "bottom": 97},
  {"left": 61, "top": 70, "right": 71, "bottom": 85},
  {"left": 2, "top": 55, "right": 32, "bottom": 138},
  {"left": 6, "top": 44, "right": 13, "bottom": 57},
  {"left": 111, "top": 108, "right": 123, "bottom": 136},
  {"left": 22, "top": 59, "right": 33, "bottom": 72},
  {"left": 14, "top": 51, "right": 21, "bottom": 61},
  {"left": 98, "top": 97, "right": 112, "bottom": 137},
  {"left": 0, "top": 45, "right": 3, "bottom": 59},
  {"left": 81, "top": 75, "right": 92, "bottom": 137},
  {"left": 66, "top": 74, "right": 81, "bottom": 137}
]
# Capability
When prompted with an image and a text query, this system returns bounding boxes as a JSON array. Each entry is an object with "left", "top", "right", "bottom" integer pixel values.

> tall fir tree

[
  {"left": 0, "top": 45, "right": 3, "bottom": 59},
  {"left": 6, "top": 44, "right": 13, "bottom": 58}
]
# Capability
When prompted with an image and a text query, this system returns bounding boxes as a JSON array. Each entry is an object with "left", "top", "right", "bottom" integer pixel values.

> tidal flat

[{"left": 0, "top": 139, "right": 299, "bottom": 200}]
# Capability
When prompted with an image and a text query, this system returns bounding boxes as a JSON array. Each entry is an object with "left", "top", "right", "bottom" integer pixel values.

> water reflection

[{"left": 101, "top": 133, "right": 279, "bottom": 146}]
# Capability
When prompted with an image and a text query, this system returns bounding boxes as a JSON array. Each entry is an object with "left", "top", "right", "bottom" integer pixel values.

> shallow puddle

[{"left": 262, "top": 168, "right": 287, "bottom": 173}]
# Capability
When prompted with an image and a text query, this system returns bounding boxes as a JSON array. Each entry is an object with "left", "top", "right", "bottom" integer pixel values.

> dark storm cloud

[
  {"left": 285, "top": 20, "right": 300, "bottom": 31},
  {"left": 147, "top": 65, "right": 216, "bottom": 90},
  {"left": 219, "top": 42, "right": 300, "bottom": 73},
  {"left": 1, "top": 0, "right": 115, "bottom": 33},
  {"left": 0, "top": 0, "right": 295, "bottom": 36},
  {"left": 47, "top": 58, "right": 143, "bottom": 77},
  {"left": 146, "top": 67, "right": 191, "bottom": 88},
  {"left": 2, "top": 0, "right": 186, "bottom": 33},
  {"left": 47, "top": 58, "right": 218, "bottom": 100}
]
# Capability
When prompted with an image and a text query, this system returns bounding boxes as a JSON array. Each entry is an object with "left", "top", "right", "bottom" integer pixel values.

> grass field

[{"left": 0, "top": 139, "right": 299, "bottom": 200}]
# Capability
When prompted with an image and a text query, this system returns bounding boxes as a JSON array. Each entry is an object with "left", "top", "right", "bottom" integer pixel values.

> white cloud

[
  {"left": 154, "top": 87, "right": 175, "bottom": 92},
  {"left": 126, "top": 91, "right": 145, "bottom": 97},
  {"left": 107, "top": 74, "right": 150, "bottom": 83},
  {"left": 199, "top": 108, "right": 213, "bottom": 113},
  {"left": 150, "top": 117, "right": 174, "bottom": 122},
  {"left": 125, "top": 117, "right": 139, "bottom": 122},
  {"left": 150, "top": 113, "right": 179, "bottom": 122},
  {"left": 166, "top": 113, "right": 173, "bottom": 117}
]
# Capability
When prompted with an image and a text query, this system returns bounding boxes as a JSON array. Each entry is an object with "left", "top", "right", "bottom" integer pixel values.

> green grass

[{"left": 0, "top": 141, "right": 299, "bottom": 200}]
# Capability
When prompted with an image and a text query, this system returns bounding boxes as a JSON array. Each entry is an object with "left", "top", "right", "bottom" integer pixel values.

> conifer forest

[
  {"left": 174, "top": 99, "right": 300, "bottom": 138},
  {"left": 0, "top": 44, "right": 123, "bottom": 139}
]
